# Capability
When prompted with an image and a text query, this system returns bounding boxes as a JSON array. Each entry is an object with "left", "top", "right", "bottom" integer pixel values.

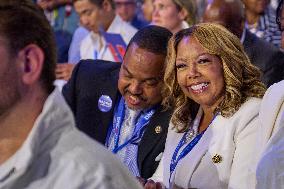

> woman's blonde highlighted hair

[{"left": 163, "top": 23, "right": 266, "bottom": 132}]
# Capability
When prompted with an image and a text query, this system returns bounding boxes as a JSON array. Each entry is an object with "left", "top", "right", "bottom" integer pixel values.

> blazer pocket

[{"left": 155, "top": 152, "right": 163, "bottom": 161}]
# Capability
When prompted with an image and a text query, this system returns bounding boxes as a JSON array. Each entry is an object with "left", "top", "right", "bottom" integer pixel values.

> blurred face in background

[
  {"left": 202, "top": 1, "right": 244, "bottom": 39},
  {"left": 281, "top": 7, "right": 284, "bottom": 48},
  {"left": 74, "top": 0, "right": 104, "bottom": 33},
  {"left": 115, "top": 0, "right": 137, "bottom": 22},
  {"left": 142, "top": 0, "right": 154, "bottom": 22},
  {"left": 152, "top": 0, "right": 185, "bottom": 33},
  {"left": 242, "top": 0, "right": 269, "bottom": 15}
]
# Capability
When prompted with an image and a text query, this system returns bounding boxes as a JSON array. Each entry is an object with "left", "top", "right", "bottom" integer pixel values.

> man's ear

[
  {"left": 18, "top": 44, "right": 44, "bottom": 85},
  {"left": 102, "top": 0, "right": 112, "bottom": 12}
]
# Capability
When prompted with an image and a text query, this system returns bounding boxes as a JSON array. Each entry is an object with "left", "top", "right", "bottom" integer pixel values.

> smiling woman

[
  {"left": 164, "top": 23, "right": 266, "bottom": 132},
  {"left": 144, "top": 23, "right": 266, "bottom": 189},
  {"left": 175, "top": 36, "right": 225, "bottom": 131}
]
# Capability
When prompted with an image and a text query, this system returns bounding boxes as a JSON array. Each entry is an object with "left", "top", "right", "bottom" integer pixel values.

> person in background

[
  {"left": 152, "top": 0, "right": 196, "bottom": 33},
  {"left": 142, "top": 0, "right": 154, "bottom": 22},
  {"left": 250, "top": 2, "right": 284, "bottom": 188},
  {"left": 202, "top": 0, "right": 284, "bottom": 87},
  {"left": 194, "top": 0, "right": 207, "bottom": 21},
  {"left": 0, "top": 1, "right": 143, "bottom": 188},
  {"left": 249, "top": 80, "right": 284, "bottom": 189},
  {"left": 37, "top": 0, "right": 79, "bottom": 62},
  {"left": 242, "top": 0, "right": 282, "bottom": 48},
  {"left": 74, "top": 0, "right": 137, "bottom": 60},
  {"left": 276, "top": 0, "right": 284, "bottom": 49},
  {"left": 55, "top": 0, "right": 137, "bottom": 81},
  {"left": 37, "top": 0, "right": 78, "bottom": 35},
  {"left": 67, "top": 26, "right": 89, "bottom": 64},
  {"left": 114, "top": 0, "right": 149, "bottom": 29},
  {"left": 144, "top": 23, "right": 266, "bottom": 189},
  {"left": 270, "top": 0, "right": 279, "bottom": 9},
  {"left": 63, "top": 25, "right": 173, "bottom": 180}
]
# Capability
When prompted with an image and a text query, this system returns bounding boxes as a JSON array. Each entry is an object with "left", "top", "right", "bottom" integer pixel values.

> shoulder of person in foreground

[
  {"left": 257, "top": 80, "right": 284, "bottom": 149},
  {"left": 33, "top": 99, "right": 143, "bottom": 189},
  {"left": 254, "top": 80, "right": 284, "bottom": 189},
  {"left": 10, "top": 88, "right": 141, "bottom": 189},
  {"left": 50, "top": 128, "right": 143, "bottom": 189}
]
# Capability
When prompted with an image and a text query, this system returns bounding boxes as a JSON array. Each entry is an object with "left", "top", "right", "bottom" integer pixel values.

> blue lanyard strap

[
  {"left": 169, "top": 131, "right": 204, "bottom": 184},
  {"left": 169, "top": 113, "right": 218, "bottom": 184},
  {"left": 111, "top": 98, "right": 156, "bottom": 153}
]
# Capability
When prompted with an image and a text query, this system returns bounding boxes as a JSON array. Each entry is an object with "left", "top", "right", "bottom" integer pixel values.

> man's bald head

[{"left": 202, "top": 0, "right": 245, "bottom": 38}]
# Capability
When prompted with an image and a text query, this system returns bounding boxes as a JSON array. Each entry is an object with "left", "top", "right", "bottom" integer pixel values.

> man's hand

[
  {"left": 38, "top": 0, "right": 72, "bottom": 11},
  {"left": 37, "top": 0, "right": 57, "bottom": 11},
  {"left": 55, "top": 63, "right": 75, "bottom": 81}
]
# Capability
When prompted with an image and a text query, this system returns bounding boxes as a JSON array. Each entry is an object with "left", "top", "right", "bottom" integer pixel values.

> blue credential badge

[{"left": 98, "top": 95, "right": 113, "bottom": 112}]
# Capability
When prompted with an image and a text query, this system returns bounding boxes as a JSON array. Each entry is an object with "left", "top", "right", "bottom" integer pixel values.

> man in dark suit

[
  {"left": 63, "top": 26, "right": 172, "bottom": 179},
  {"left": 202, "top": 0, "right": 284, "bottom": 87}
]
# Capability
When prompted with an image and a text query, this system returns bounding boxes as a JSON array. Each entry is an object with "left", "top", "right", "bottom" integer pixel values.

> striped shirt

[{"left": 246, "top": 6, "right": 282, "bottom": 48}]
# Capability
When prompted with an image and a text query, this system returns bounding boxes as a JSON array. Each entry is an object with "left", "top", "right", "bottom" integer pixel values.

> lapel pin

[
  {"left": 212, "top": 154, "right": 222, "bottom": 163},
  {"left": 155, "top": 125, "right": 162, "bottom": 134},
  {"left": 98, "top": 95, "right": 112, "bottom": 112}
]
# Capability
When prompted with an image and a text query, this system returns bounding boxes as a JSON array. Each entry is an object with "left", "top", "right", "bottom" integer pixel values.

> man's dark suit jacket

[
  {"left": 243, "top": 30, "right": 284, "bottom": 87},
  {"left": 63, "top": 59, "right": 172, "bottom": 179}
]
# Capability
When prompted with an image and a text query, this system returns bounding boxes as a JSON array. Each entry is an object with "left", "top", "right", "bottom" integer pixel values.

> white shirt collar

[
  {"left": 107, "top": 15, "right": 124, "bottom": 33},
  {"left": 0, "top": 89, "right": 74, "bottom": 183}
]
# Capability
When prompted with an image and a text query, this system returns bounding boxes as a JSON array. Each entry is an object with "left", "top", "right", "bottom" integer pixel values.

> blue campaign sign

[{"left": 101, "top": 31, "right": 127, "bottom": 62}]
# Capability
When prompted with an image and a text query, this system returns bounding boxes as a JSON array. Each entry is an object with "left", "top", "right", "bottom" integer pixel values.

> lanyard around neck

[
  {"left": 169, "top": 112, "right": 218, "bottom": 185},
  {"left": 111, "top": 97, "right": 156, "bottom": 153}
]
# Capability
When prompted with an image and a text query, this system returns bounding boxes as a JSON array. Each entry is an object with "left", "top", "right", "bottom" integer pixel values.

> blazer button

[
  {"left": 212, "top": 154, "right": 222, "bottom": 163},
  {"left": 155, "top": 125, "right": 162, "bottom": 134}
]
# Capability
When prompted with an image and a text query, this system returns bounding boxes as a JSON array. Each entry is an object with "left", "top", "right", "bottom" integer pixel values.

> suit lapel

[
  {"left": 137, "top": 106, "right": 171, "bottom": 169},
  {"left": 243, "top": 31, "right": 266, "bottom": 68},
  {"left": 243, "top": 31, "right": 267, "bottom": 74},
  {"left": 98, "top": 68, "right": 121, "bottom": 143},
  {"left": 174, "top": 125, "right": 213, "bottom": 186},
  {"left": 243, "top": 30, "right": 255, "bottom": 60},
  {"left": 243, "top": 30, "right": 253, "bottom": 48}
]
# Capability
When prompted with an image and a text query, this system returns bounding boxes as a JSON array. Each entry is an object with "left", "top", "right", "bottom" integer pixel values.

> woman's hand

[
  {"left": 144, "top": 179, "right": 163, "bottom": 189},
  {"left": 136, "top": 177, "right": 147, "bottom": 186},
  {"left": 136, "top": 177, "right": 163, "bottom": 189}
]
